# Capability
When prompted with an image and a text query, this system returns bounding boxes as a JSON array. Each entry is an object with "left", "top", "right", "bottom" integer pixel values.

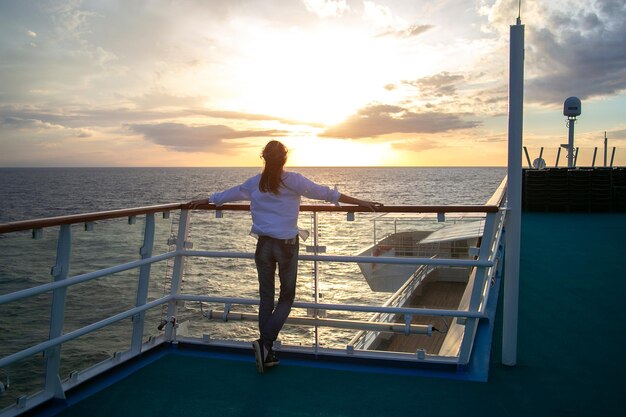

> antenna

[
  {"left": 563, "top": 97, "right": 582, "bottom": 168},
  {"left": 517, "top": 0, "right": 522, "bottom": 24}
]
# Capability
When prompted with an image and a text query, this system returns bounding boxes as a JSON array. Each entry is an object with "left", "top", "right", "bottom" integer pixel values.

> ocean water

[
  {"left": 0, "top": 167, "right": 505, "bottom": 223},
  {"left": 0, "top": 167, "right": 505, "bottom": 406}
]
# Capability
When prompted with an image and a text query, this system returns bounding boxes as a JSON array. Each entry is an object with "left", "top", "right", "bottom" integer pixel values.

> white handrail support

[
  {"left": 165, "top": 209, "right": 191, "bottom": 340},
  {"left": 44, "top": 224, "right": 71, "bottom": 400},
  {"left": 131, "top": 213, "right": 156, "bottom": 354}
]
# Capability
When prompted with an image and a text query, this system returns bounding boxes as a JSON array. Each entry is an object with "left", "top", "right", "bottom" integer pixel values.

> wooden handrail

[
  {"left": 0, "top": 203, "right": 499, "bottom": 234},
  {"left": 184, "top": 203, "right": 499, "bottom": 213},
  {"left": 485, "top": 176, "right": 508, "bottom": 207},
  {"left": 0, "top": 203, "right": 182, "bottom": 234}
]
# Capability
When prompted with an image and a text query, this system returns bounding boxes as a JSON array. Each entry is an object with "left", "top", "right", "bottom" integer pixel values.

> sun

[{"left": 226, "top": 26, "right": 401, "bottom": 125}]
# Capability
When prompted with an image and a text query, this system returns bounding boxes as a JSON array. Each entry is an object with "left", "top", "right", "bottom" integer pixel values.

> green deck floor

[{"left": 50, "top": 213, "right": 626, "bottom": 417}]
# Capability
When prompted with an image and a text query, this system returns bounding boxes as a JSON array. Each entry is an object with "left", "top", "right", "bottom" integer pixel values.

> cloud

[
  {"left": 608, "top": 128, "right": 626, "bottom": 140},
  {"left": 526, "top": 12, "right": 626, "bottom": 103},
  {"left": 1, "top": 116, "right": 65, "bottom": 131},
  {"left": 1, "top": 115, "right": 92, "bottom": 141},
  {"left": 385, "top": 70, "right": 508, "bottom": 117},
  {"left": 45, "top": 0, "right": 97, "bottom": 42},
  {"left": 475, "top": 134, "right": 507, "bottom": 143},
  {"left": 0, "top": 105, "right": 164, "bottom": 129},
  {"left": 0, "top": 104, "right": 323, "bottom": 132},
  {"left": 320, "top": 104, "right": 480, "bottom": 139},
  {"left": 377, "top": 24, "right": 434, "bottom": 38},
  {"left": 127, "top": 122, "right": 287, "bottom": 153},
  {"left": 119, "top": 92, "right": 327, "bottom": 126},
  {"left": 303, "top": 0, "right": 350, "bottom": 18},
  {"left": 363, "top": 1, "right": 396, "bottom": 27},
  {"left": 198, "top": 110, "right": 326, "bottom": 128},
  {"left": 392, "top": 138, "right": 445, "bottom": 153},
  {"left": 459, "top": 83, "right": 509, "bottom": 116},
  {"left": 361, "top": 1, "right": 433, "bottom": 38},
  {"left": 403, "top": 72, "right": 464, "bottom": 98},
  {"left": 127, "top": 92, "right": 207, "bottom": 109},
  {"left": 483, "top": 0, "right": 626, "bottom": 104}
]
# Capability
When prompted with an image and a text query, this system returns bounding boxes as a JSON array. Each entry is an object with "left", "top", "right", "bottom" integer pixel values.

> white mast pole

[
  {"left": 568, "top": 118, "right": 576, "bottom": 167},
  {"left": 503, "top": 15, "right": 525, "bottom": 367},
  {"left": 604, "top": 131, "right": 608, "bottom": 167}
]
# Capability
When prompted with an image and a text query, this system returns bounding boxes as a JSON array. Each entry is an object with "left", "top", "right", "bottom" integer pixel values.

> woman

[{"left": 189, "top": 140, "right": 382, "bottom": 373}]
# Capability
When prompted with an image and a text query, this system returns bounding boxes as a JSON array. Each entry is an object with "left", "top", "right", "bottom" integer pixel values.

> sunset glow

[
  {"left": 286, "top": 137, "right": 395, "bottom": 167},
  {"left": 1, "top": 1, "right": 625, "bottom": 167}
]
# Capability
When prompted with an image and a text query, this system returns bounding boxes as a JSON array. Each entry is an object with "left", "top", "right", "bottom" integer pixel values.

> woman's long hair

[{"left": 259, "top": 140, "right": 287, "bottom": 194}]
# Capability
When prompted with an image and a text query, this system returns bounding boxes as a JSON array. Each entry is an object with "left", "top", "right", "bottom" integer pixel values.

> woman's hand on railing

[
  {"left": 361, "top": 201, "right": 385, "bottom": 212},
  {"left": 338, "top": 194, "right": 384, "bottom": 211},
  {"left": 187, "top": 198, "right": 209, "bottom": 210}
]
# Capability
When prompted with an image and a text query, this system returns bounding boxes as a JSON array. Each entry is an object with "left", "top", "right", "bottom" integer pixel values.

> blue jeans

[{"left": 254, "top": 235, "right": 299, "bottom": 347}]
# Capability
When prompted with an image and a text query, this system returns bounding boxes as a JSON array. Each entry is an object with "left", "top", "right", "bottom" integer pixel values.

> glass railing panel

[
  {"left": 0, "top": 225, "right": 59, "bottom": 294},
  {"left": 314, "top": 211, "right": 487, "bottom": 353},
  {"left": 178, "top": 221, "right": 318, "bottom": 346},
  {"left": 0, "top": 230, "right": 56, "bottom": 401},
  {"left": 58, "top": 319, "right": 133, "bottom": 380},
  {"left": 305, "top": 211, "right": 387, "bottom": 349},
  {"left": 349, "top": 277, "right": 468, "bottom": 357},
  {"left": 0, "top": 212, "right": 174, "bottom": 411},
  {"left": 177, "top": 207, "right": 493, "bottom": 353},
  {"left": 62, "top": 270, "right": 142, "bottom": 334},
  {"left": 59, "top": 215, "right": 172, "bottom": 331},
  {"left": 177, "top": 210, "right": 260, "bottom": 343},
  {"left": 0, "top": 292, "right": 52, "bottom": 361},
  {"left": 142, "top": 306, "right": 168, "bottom": 343},
  {"left": 0, "top": 355, "right": 45, "bottom": 411},
  {"left": 70, "top": 215, "right": 173, "bottom": 275}
]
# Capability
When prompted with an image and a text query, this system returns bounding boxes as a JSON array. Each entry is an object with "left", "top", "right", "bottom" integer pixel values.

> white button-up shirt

[{"left": 210, "top": 172, "right": 340, "bottom": 239}]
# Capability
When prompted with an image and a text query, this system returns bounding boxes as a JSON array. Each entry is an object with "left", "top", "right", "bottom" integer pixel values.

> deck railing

[
  {"left": 522, "top": 145, "right": 625, "bottom": 168},
  {"left": 0, "top": 195, "right": 506, "bottom": 416}
]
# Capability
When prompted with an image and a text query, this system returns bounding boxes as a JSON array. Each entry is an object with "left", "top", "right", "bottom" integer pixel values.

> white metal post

[
  {"left": 45, "top": 224, "right": 71, "bottom": 399},
  {"left": 165, "top": 209, "right": 191, "bottom": 340},
  {"left": 313, "top": 211, "right": 320, "bottom": 354},
  {"left": 568, "top": 119, "right": 576, "bottom": 167},
  {"left": 604, "top": 131, "right": 608, "bottom": 167},
  {"left": 523, "top": 146, "right": 531, "bottom": 168},
  {"left": 592, "top": 147, "right": 598, "bottom": 167},
  {"left": 503, "top": 17, "right": 524, "bottom": 367},
  {"left": 610, "top": 147, "right": 616, "bottom": 167},
  {"left": 131, "top": 213, "right": 156, "bottom": 354}
]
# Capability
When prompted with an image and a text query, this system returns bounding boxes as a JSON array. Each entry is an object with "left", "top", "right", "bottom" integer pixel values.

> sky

[{"left": 0, "top": 0, "right": 625, "bottom": 167}]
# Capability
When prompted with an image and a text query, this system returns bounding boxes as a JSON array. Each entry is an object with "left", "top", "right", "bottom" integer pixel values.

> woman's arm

[
  {"left": 287, "top": 173, "right": 382, "bottom": 210},
  {"left": 338, "top": 194, "right": 384, "bottom": 211},
  {"left": 187, "top": 176, "right": 257, "bottom": 209}
]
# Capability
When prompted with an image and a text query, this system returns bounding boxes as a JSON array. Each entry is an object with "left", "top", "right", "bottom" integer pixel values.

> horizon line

[{"left": 0, "top": 165, "right": 508, "bottom": 169}]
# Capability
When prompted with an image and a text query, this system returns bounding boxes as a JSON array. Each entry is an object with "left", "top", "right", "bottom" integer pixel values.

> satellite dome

[{"left": 563, "top": 97, "right": 581, "bottom": 117}]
